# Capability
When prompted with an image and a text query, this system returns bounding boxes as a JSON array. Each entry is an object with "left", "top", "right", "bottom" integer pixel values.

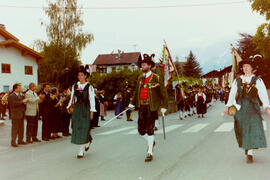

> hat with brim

[
  {"left": 239, "top": 57, "right": 258, "bottom": 70},
  {"left": 137, "top": 54, "right": 156, "bottom": 68}
]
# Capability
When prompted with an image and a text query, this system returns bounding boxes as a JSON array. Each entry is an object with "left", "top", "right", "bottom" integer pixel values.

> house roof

[
  {"left": 93, "top": 52, "right": 142, "bottom": 65},
  {"left": 219, "top": 65, "right": 232, "bottom": 74},
  {"left": 202, "top": 65, "right": 233, "bottom": 78},
  {"left": 0, "top": 27, "right": 43, "bottom": 63},
  {"left": 0, "top": 27, "right": 19, "bottom": 41},
  {"left": 0, "top": 39, "right": 43, "bottom": 63},
  {"left": 201, "top": 70, "right": 220, "bottom": 78}
]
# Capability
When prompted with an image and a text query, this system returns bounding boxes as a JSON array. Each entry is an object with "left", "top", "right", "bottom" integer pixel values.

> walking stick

[
  {"left": 103, "top": 108, "right": 131, "bottom": 126},
  {"left": 162, "top": 115, "right": 166, "bottom": 140}
]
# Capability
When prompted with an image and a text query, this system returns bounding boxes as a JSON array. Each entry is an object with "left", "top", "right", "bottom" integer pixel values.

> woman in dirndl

[
  {"left": 195, "top": 87, "right": 206, "bottom": 118},
  {"left": 225, "top": 58, "right": 270, "bottom": 163},
  {"left": 67, "top": 66, "right": 96, "bottom": 159}
]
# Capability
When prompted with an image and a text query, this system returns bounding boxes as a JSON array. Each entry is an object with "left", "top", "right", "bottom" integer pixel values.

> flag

[
  {"left": 232, "top": 46, "right": 243, "bottom": 79},
  {"left": 162, "top": 44, "right": 176, "bottom": 87}
]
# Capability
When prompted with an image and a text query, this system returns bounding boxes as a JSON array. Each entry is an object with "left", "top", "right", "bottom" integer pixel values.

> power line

[{"left": 0, "top": 1, "right": 248, "bottom": 10}]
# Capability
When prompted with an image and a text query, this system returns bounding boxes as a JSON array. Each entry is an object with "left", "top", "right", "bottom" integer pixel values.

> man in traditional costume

[
  {"left": 129, "top": 54, "right": 168, "bottom": 162},
  {"left": 177, "top": 84, "right": 186, "bottom": 120},
  {"left": 225, "top": 58, "right": 270, "bottom": 163}
]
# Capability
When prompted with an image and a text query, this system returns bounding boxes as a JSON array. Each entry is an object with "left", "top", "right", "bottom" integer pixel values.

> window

[
  {"left": 25, "top": 66, "right": 33, "bottom": 75},
  {"left": 1, "top": 64, "right": 11, "bottom": 73}
]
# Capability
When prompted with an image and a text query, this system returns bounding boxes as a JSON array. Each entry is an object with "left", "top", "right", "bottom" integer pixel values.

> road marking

[
  {"left": 182, "top": 123, "right": 208, "bottom": 133},
  {"left": 126, "top": 129, "right": 139, "bottom": 135},
  {"left": 214, "top": 122, "right": 234, "bottom": 132},
  {"left": 156, "top": 124, "right": 184, "bottom": 134},
  {"left": 96, "top": 127, "right": 134, "bottom": 135}
]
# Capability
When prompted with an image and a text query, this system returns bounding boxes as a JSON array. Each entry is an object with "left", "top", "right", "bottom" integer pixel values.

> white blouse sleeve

[
  {"left": 203, "top": 93, "right": 206, "bottom": 101},
  {"left": 226, "top": 79, "right": 241, "bottom": 110},
  {"left": 256, "top": 78, "right": 270, "bottom": 109},
  {"left": 195, "top": 94, "right": 198, "bottom": 102},
  {"left": 67, "top": 85, "right": 75, "bottom": 109},
  {"left": 89, "top": 85, "right": 96, "bottom": 112}
]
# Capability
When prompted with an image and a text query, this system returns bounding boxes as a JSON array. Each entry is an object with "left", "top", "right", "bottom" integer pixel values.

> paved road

[{"left": 1, "top": 101, "right": 270, "bottom": 180}]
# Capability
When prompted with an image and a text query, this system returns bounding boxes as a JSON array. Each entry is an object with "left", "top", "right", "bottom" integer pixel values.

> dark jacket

[
  {"left": 131, "top": 72, "right": 168, "bottom": 111},
  {"left": 39, "top": 91, "right": 52, "bottom": 117},
  {"left": 8, "top": 92, "right": 26, "bottom": 120}
]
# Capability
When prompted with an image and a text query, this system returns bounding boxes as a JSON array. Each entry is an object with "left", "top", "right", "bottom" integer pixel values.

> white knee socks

[
  {"left": 78, "top": 145, "right": 85, "bottom": 156},
  {"left": 179, "top": 111, "right": 183, "bottom": 118},
  {"left": 147, "top": 135, "right": 154, "bottom": 155}
]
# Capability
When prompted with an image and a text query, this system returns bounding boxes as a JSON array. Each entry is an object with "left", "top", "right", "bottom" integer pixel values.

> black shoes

[
  {"left": 246, "top": 155, "right": 254, "bottom": 163},
  {"left": 85, "top": 144, "right": 90, "bottom": 152},
  {"left": 18, "top": 141, "right": 27, "bottom": 145},
  {"left": 11, "top": 142, "right": 18, "bottom": 147},
  {"left": 154, "top": 127, "right": 158, "bottom": 131},
  {"left": 32, "top": 138, "right": 41, "bottom": 142},
  {"left": 42, "top": 138, "right": 49, "bottom": 141},
  {"left": 127, "top": 119, "right": 133, "bottom": 122},
  {"left": 77, "top": 154, "right": 84, "bottom": 159},
  {"left": 63, "top": 133, "right": 71, "bottom": 136},
  {"left": 145, "top": 153, "right": 153, "bottom": 162},
  {"left": 26, "top": 139, "right": 33, "bottom": 144}
]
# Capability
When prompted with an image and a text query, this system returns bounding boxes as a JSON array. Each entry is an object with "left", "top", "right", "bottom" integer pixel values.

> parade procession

[{"left": 1, "top": 0, "right": 270, "bottom": 180}]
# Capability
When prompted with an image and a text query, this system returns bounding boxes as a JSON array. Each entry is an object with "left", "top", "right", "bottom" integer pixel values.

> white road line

[
  {"left": 156, "top": 124, "right": 184, "bottom": 134},
  {"left": 126, "top": 129, "right": 139, "bottom": 135},
  {"left": 96, "top": 127, "right": 134, "bottom": 135},
  {"left": 182, "top": 123, "right": 208, "bottom": 133},
  {"left": 214, "top": 122, "right": 234, "bottom": 132}
]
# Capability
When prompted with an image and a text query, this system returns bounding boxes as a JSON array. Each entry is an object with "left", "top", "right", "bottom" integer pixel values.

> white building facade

[{"left": 0, "top": 26, "right": 43, "bottom": 92}]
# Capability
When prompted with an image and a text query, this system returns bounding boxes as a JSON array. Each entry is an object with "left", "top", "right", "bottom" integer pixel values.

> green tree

[
  {"left": 249, "top": 0, "right": 270, "bottom": 59},
  {"left": 183, "top": 51, "right": 202, "bottom": 78},
  {"left": 249, "top": 0, "right": 270, "bottom": 20},
  {"left": 36, "top": 0, "right": 94, "bottom": 88},
  {"left": 236, "top": 33, "right": 261, "bottom": 60}
]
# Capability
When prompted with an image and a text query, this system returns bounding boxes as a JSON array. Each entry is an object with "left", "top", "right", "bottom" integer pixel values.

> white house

[
  {"left": 0, "top": 25, "right": 43, "bottom": 92},
  {"left": 93, "top": 52, "right": 141, "bottom": 73}
]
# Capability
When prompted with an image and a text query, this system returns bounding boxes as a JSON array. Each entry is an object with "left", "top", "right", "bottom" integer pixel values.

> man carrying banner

[{"left": 128, "top": 54, "right": 168, "bottom": 162}]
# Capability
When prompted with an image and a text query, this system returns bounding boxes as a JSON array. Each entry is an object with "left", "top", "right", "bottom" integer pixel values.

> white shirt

[
  {"left": 67, "top": 82, "right": 96, "bottom": 112},
  {"left": 144, "top": 71, "right": 152, "bottom": 78},
  {"left": 226, "top": 75, "right": 270, "bottom": 110},
  {"left": 195, "top": 93, "right": 206, "bottom": 102}
]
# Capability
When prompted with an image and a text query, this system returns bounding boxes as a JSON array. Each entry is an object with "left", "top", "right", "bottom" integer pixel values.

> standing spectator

[
  {"left": 50, "top": 88, "right": 65, "bottom": 139},
  {"left": 124, "top": 86, "right": 133, "bottom": 121},
  {"left": 195, "top": 87, "right": 206, "bottom": 118},
  {"left": 114, "top": 91, "right": 123, "bottom": 119},
  {"left": 99, "top": 90, "right": 106, "bottom": 121},
  {"left": 220, "top": 88, "right": 224, "bottom": 102},
  {"left": 0, "top": 92, "right": 5, "bottom": 120},
  {"left": 8, "top": 83, "right": 29, "bottom": 147},
  {"left": 224, "top": 86, "right": 230, "bottom": 104},
  {"left": 1, "top": 92, "right": 10, "bottom": 119},
  {"left": 39, "top": 84, "right": 52, "bottom": 141},
  {"left": 25, "top": 83, "right": 43, "bottom": 143},
  {"left": 61, "top": 87, "right": 71, "bottom": 136},
  {"left": 91, "top": 89, "right": 100, "bottom": 128}
]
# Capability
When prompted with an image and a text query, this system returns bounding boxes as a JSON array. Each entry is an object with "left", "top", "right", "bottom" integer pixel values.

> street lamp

[{"left": 64, "top": 67, "right": 70, "bottom": 88}]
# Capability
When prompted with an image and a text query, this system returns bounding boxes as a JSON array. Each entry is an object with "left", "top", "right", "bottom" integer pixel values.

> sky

[{"left": 0, "top": 0, "right": 266, "bottom": 74}]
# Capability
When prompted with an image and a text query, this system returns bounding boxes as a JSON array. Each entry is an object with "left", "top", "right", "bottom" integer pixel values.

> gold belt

[{"left": 140, "top": 99, "right": 149, "bottom": 105}]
